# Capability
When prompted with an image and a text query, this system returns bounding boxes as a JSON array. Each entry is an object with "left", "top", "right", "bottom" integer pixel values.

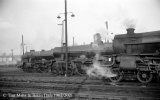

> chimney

[
  {"left": 41, "top": 49, "right": 45, "bottom": 52},
  {"left": 126, "top": 28, "right": 135, "bottom": 35},
  {"left": 30, "top": 50, "right": 35, "bottom": 52}
]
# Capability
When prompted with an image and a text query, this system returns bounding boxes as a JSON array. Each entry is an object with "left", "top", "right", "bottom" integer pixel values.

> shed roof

[{"left": 115, "top": 30, "right": 160, "bottom": 39}]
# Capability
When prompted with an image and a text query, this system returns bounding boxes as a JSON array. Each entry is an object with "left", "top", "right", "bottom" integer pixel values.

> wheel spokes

[
  {"left": 109, "top": 69, "right": 123, "bottom": 82},
  {"left": 137, "top": 71, "right": 153, "bottom": 83}
]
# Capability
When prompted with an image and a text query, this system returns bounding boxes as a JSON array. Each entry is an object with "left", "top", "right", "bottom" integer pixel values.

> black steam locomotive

[{"left": 19, "top": 28, "right": 160, "bottom": 83}]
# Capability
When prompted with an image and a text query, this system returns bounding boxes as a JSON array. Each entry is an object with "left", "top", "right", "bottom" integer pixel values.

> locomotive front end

[{"left": 109, "top": 28, "right": 160, "bottom": 83}]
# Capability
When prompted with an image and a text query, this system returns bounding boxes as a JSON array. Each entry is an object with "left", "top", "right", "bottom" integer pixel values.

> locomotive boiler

[{"left": 108, "top": 28, "right": 160, "bottom": 83}]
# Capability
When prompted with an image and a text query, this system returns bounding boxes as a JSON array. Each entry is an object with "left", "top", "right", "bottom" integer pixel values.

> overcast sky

[{"left": 0, "top": 0, "right": 160, "bottom": 55}]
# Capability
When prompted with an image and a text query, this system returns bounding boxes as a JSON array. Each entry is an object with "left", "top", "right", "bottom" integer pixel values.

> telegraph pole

[
  {"left": 57, "top": 0, "right": 75, "bottom": 77},
  {"left": 22, "top": 35, "right": 24, "bottom": 55},
  {"left": 11, "top": 49, "right": 13, "bottom": 62},
  {"left": 73, "top": 37, "right": 74, "bottom": 46},
  {"left": 64, "top": 0, "right": 68, "bottom": 77}
]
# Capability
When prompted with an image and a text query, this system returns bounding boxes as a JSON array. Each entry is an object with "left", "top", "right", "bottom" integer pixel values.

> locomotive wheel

[
  {"left": 67, "top": 66, "right": 74, "bottom": 76},
  {"left": 27, "top": 66, "right": 34, "bottom": 73},
  {"left": 51, "top": 66, "right": 58, "bottom": 75},
  {"left": 22, "top": 67, "right": 27, "bottom": 72},
  {"left": 109, "top": 69, "right": 123, "bottom": 82},
  {"left": 75, "top": 63, "right": 86, "bottom": 75},
  {"left": 156, "top": 72, "right": 160, "bottom": 83},
  {"left": 137, "top": 71, "right": 153, "bottom": 83},
  {"left": 37, "top": 67, "right": 43, "bottom": 73}
]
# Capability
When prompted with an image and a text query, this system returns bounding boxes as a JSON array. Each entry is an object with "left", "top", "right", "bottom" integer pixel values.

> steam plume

[
  {"left": 85, "top": 33, "right": 116, "bottom": 79},
  {"left": 86, "top": 57, "right": 116, "bottom": 78},
  {"left": 123, "top": 18, "right": 137, "bottom": 29}
]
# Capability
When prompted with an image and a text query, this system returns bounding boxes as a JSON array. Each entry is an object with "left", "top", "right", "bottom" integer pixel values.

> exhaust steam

[
  {"left": 85, "top": 33, "right": 116, "bottom": 79},
  {"left": 123, "top": 18, "right": 137, "bottom": 29}
]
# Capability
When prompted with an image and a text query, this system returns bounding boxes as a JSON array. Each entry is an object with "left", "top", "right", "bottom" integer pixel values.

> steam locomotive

[
  {"left": 19, "top": 28, "right": 160, "bottom": 83},
  {"left": 109, "top": 28, "right": 160, "bottom": 83}
]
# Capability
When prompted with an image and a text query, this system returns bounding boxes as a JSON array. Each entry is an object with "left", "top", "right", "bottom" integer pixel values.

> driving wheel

[
  {"left": 109, "top": 68, "right": 123, "bottom": 82},
  {"left": 137, "top": 71, "right": 153, "bottom": 83}
]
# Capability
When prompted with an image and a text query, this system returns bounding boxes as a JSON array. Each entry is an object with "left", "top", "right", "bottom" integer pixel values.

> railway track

[
  {"left": 1, "top": 87, "right": 160, "bottom": 100},
  {"left": 1, "top": 78, "right": 160, "bottom": 100},
  {"left": 1, "top": 66, "right": 160, "bottom": 100},
  {"left": 0, "top": 75, "right": 160, "bottom": 86},
  {"left": 0, "top": 78, "right": 160, "bottom": 88}
]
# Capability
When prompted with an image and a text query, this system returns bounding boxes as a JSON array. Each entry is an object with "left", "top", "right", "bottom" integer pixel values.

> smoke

[
  {"left": 86, "top": 56, "right": 116, "bottom": 79},
  {"left": 123, "top": 18, "right": 137, "bottom": 29},
  {"left": 85, "top": 33, "right": 116, "bottom": 79}
]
